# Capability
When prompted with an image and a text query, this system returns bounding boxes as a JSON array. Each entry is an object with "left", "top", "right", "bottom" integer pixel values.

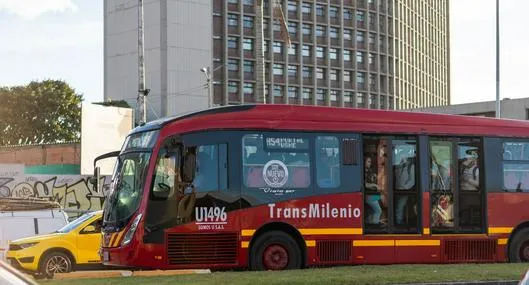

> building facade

[{"left": 104, "top": 0, "right": 450, "bottom": 120}]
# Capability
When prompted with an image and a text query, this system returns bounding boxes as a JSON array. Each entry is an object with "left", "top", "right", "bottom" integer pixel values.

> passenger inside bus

[
  {"left": 394, "top": 156, "right": 416, "bottom": 225},
  {"left": 365, "top": 155, "right": 383, "bottom": 225}
]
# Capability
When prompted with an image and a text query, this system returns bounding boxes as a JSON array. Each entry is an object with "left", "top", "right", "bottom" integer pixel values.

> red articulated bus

[{"left": 98, "top": 104, "right": 529, "bottom": 271}]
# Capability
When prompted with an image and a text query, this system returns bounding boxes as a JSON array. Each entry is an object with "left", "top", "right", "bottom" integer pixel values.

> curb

[
  {"left": 52, "top": 269, "right": 211, "bottom": 280},
  {"left": 396, "top": 281, "right": 518, "bottom": 285}
]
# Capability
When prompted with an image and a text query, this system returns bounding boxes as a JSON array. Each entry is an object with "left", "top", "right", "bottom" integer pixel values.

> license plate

[{"left": 103, "top": 251, "right": 110, "bottom": 262}]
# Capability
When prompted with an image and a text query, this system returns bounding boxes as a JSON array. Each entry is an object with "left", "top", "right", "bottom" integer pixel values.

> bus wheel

[
  {"left": 250, "top": 231, "right": 302, "bottom": 271},
  {"left": 509, "top": 227, "right": 529, "bottom": 262}
]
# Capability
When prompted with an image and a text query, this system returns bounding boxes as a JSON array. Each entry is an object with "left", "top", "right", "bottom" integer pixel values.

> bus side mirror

[
  {"left": 90, "top": 167, "right": 101, "bottom": 192},
  {"left": 182, "top": 152, "right": 196, "bottom": 183}
]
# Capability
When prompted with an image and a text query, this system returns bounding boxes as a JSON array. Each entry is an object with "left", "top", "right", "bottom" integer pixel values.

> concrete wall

[
  {"left": 0, "top": 164, "right": 110, "bottom": 219},
  {"left": 166, "top": 0, "right": 212, "bottom": 115},
  {"left": 0, "top": 143, "right": 80, "bottom": 166},
  {"left": 105, "top": 0, "right": 212, "bottom": 119},
  {"left": 410, "top": 98, "right": 529, "bottom": 120}
]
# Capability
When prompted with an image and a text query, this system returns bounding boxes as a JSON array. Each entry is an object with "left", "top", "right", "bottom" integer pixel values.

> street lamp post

[
  {"left": 201, "top": 67, "right": 212, "bottom": 108},
  {"left": 496, "top": 0, "right": 501, "bottom": 118}
]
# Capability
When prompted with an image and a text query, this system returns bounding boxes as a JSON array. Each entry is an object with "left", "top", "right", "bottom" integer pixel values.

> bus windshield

[{"left": 103, "top": 130, "right": 159, "bottom": 228}]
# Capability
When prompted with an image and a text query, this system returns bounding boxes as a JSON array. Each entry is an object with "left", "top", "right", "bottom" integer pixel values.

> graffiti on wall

[{"left": 0, "top": 164, "right": 111, "bottom": 215}]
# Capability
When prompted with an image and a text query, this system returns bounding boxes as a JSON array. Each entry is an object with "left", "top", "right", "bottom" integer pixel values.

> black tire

[
  {"left": 39, "top": 251, "right": 73, "bottom": 277},
  {"left": 249, "top": 230, "right": 302, "bottom": 271},
  {"left": 509, "top": 227, "right": 529, "bottom": 262}
]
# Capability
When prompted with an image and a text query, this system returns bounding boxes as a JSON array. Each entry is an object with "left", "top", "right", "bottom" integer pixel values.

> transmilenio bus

[{"left": 97, "top": 104, "right": 529, "bottom": 271}]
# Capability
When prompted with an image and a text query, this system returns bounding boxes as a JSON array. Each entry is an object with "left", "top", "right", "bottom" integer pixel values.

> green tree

[{"left": 0, "top": 80, "right": 83, "bottom": 146}]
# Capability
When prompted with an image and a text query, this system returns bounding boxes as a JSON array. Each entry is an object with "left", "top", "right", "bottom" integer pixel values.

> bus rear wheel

[
  {"left": 509, "top": 227, "right": 529, "bottom": 262},
  {"left": 250, "top": 231, "right": 302, "bottom": 271}
]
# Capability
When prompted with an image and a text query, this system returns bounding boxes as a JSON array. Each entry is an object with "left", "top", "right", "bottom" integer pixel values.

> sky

[{"left": 0, "top": 0, "right": 528, "bottom": 105}]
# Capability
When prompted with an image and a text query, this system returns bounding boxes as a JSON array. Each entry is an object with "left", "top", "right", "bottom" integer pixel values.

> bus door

[{"left": 145, "top": 131, "right": 237, "bottom": 266}]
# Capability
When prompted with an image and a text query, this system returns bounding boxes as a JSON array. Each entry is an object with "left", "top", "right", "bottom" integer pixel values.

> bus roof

[{"left": 140, "top": 104, "right": 529, "bottom": 138}]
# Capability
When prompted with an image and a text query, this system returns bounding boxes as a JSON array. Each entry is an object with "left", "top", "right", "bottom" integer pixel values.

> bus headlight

[{"left": 121, "top": 213, "right": 142, "bottom": 246}]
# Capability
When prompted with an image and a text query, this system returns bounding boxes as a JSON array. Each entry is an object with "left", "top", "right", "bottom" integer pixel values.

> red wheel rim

[{"left": 263, "top": 244, "right": 289, "bottom": 270}]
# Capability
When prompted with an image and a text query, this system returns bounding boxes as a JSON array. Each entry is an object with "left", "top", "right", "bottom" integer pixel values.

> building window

[
  {"left": 302, "top": 2, "right": 311, "bottom": 14},
  {"left": 273, "top": 85, "right": 283, "bottom": 97},
  {"left": 369, "top": 33, "right": 376, "bottom": 45},
  {"left": 227, "top": 36, "right": 238, "bottom": 49},
  {"left": 303, "top": 66, "right": 312, "bottom": 78},
  {"left": 330, "top": 90, "right": 338, "bottom": 101},
  {"left": 369, "top": 12, "right": 376, "bottom": 26},
  {"left": 244, "top": 61, "right": 254, "bottom": 73},
  {"left": 316, "top": 46, "right": 325, "bottom": 58},
  {"left": 243, "top": 0, "right": 253, "bottom": 6},
  {"left": 243, "top": 38, "right": 253, "bottom": 50},
  {"left": 344, "top": 29, "right": 352, "bottom": 41},
  {"left": 228, "top": 59, "right": 239, "bottom": 71},
  {"left": 228, "top": 0, "right": 238, "bottom": 4},
  {"left": 288, "top": 0, "right": 297, "bottom": 12},
  {"left": 273, "top": 41, "right": 283, "bottom": 54},
  {"left": 356, "top": 51, "right": 364, "bottom": 63},
  {"left": 288, "top": 43, "right": 297, "bottom": 55},
  {"left": 302, "top": 24, "right": 311, "bottom": 35},
  {"left": 288, "top": 22, "right": 298, "bottom": 35},
  {"left": 303, "top": 88, "right": 312, "bottom": 100},
  {"left": 369, "top": 74, "right": 376, "bottom": 86},
  {"left": 329, "top": 6, "right": 338, "bottom": 18},
  {"left": 316, "top": 4, "right": 325, "bottom": 16},
  {"left": 228, "top": 14, "right": 238, "bottom": 26},
  {"left": 330, "top": 69, "right": 338, "bottom": 81},
  {"left": 369, "top": 53, "right": 376, "bottom": 65},
  {"left": 288, "top": 65, "right": 297, "bottom": 77},
  {"left": 357, "top": 72, "right": 365, "bottom": 84},
  {"left": 369, "top": 94, "right": 376, "bottom": 107},
  {"left": 344, "top": 91, "right": 352, "bottom": 102},
  {"left": 273, "top": 22, "right": 281, "bottom": 31},
  {"left": 316, "top": 68, "right": 325, "bottom": 79},
  {"left": 329, "top": 48, "right": 338, "bottom": 60},
  {"left": 344, "top": 70, "right": 351, "bottom": 82},
  {"left": 288, "top": 87, "right": 298, "bottom": 98},
  {"left": 243, "top": 16, "right": 254, "bottom": 28},
  {"left": 316, "top": 25, "right": 326, "bottom": 37},
  {"left": 356, "top": 11, "right": 365, "bottom": 25},
  {"left": 244, "top": 83, "right": 254, "bottom": 95},
  {"left": 357, "top": 93, "right": 365, "bottom": 104},
  {"left": 344, "top": 9, "right": 352, "bottom": 20},
  {"left": 302, "top": 45, "right": 311, "bottom": 57},
  {"left": 356, "top": 31, "right": 365, "bottom": 43},
  {"left": 273, "top": 63, "right": 284, "bottom": 75},
  {"left": 329, "top": 27, "right": 338, "bottom": 39},
  {"left": 344, "top": 50, "right": 351, "bottom": 61},
  {"left": 228, "top": 81, "right": 238, "bottom": 93},
  {"left": 317, "top": 88, "right": 325, "bottom": 100}
]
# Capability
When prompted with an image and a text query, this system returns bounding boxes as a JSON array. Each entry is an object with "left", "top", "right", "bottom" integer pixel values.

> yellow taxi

[{"left": 6, "top": 210, "right": 103, "bottom": 279}]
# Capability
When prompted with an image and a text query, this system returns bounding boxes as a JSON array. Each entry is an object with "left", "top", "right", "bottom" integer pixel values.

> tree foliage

[{"left": 0, "top": 80, "right": 83, "bottom": 146}]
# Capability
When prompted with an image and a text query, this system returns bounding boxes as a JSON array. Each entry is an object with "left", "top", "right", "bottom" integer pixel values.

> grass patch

[{"left": 40, "top": 263, "right": 528, "bottom": 285}]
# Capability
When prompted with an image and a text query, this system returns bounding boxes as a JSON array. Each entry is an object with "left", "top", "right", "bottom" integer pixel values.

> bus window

[
  {"left": 193, "top": 145, "right": 219, "bottom": 192},
  {"left": 430, "top": 139, "right": 454, "bottom": 229},
  {"left": 392, "top": 138, "right": 418, "bottom": 229},
  {"left": 363, "top": 137, "right": 388, "bottom": 229},
  {"left": 316, "top": 136, "right": 340, "bottom": 188},
  {"left": 242, "top": 134, "right": 311, "bottom": 189},
  {"left": 458, "top": 138, "right": 482, "bottom": 230},
  {"left": 503, "top": 142, "right": 529, "bottom": 192}
]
